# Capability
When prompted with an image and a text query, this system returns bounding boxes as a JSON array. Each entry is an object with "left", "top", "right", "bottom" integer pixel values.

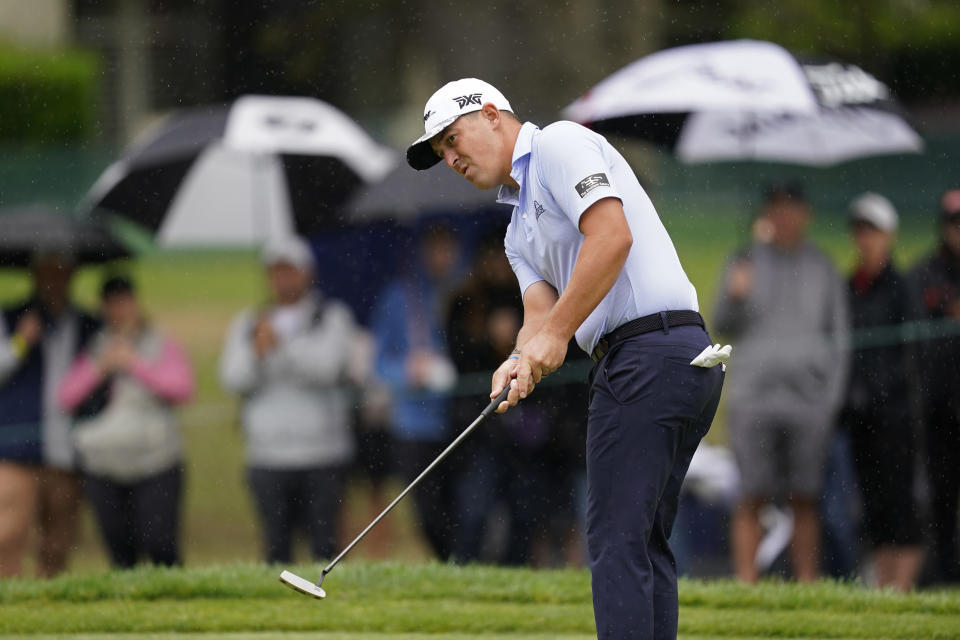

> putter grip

[{"left": 481, "top": 385, "right": 512, "bottom": 417}]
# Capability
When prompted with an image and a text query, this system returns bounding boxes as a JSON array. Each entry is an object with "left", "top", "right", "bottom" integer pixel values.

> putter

[{"left": 280, "top": 385, "right": 512, "bottom": 599}]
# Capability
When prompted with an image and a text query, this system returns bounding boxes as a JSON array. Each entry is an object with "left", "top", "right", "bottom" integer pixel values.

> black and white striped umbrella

[
  {"left": 563, "top": 40, "right": 922, "bottom": 165},
  {"left": 81, "top": 95, "right": 395, "bottom": 246}
]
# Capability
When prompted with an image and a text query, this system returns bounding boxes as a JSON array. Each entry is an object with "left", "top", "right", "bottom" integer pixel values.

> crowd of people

[
  {"left": 0, "top": 258, "right": 193, "bottom": 574},
  {"left": 715, "top": 184, "right": 960, "bottom": 590},
  {"left": 0, "top": 186, "right": 957, "bottom": 591}
]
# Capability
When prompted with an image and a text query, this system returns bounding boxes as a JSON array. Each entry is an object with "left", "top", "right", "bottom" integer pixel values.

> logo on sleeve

[
  {"left": 575, "top": 173, "right": 610, "bottom": 198},
  {"left": 452, "top": 93, "right": 482, "bottom": 109},
  {"left": 533, "top": 200, "right": 545, "bottom": 220}
]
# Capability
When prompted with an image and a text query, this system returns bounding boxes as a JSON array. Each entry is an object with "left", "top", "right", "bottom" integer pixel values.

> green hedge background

[{"left": 0, "top": 41, "right": 98, "bottom": 144}]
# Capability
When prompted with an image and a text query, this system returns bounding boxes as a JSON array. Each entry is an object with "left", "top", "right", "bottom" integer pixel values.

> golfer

[{"left": 407, "top": 78, "right": 725, "bottom": 640}]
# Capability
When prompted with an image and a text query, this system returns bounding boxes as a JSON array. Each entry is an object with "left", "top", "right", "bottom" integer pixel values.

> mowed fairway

[{"left": 1, "top": 563, "right": 959, "bottom": 639}]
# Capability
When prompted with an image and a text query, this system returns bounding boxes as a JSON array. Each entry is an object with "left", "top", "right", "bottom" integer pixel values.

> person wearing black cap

[
  {"left": 714, "top": 181, "right": 850, "bottom": 584},
  {"left": 910, "top": 188, "right": 960, "bottom": 584},
  {"left": 58, "top": 274, "right": 194, "bottom": 568}
]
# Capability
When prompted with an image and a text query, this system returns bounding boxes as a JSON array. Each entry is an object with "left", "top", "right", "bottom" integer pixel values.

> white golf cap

[
  {"left": 406, "top": 78, "right": 513, "bottom": 171},
  {"left": 261, "top": 235, "right": 315, "bottom": 270},
  {"left": 849, "top": 192, "right": 898, "bottom": 233}
]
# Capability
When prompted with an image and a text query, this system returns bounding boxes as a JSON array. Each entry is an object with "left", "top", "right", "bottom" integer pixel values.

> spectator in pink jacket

[{"left": 59, "top": 275, "right": 193, "bottom": 568}]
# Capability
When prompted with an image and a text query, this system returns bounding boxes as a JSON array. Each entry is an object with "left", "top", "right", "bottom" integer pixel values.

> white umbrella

[
  {"left": 563, "top": 40, "right": 922, "bottom": 165},
  {"left": 676, "top": 105, "right": 923, "bottom": 166},
  {"left": 81, "top": 95, "right": 396, "bottom": 246},
  {"left": 564, "top": 39, "right": 818, "bottom": 123}
]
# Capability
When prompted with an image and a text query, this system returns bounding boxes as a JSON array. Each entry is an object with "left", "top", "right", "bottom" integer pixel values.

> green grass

[{"left": 1, "top": 563, "right": 958, "bottom": 638}]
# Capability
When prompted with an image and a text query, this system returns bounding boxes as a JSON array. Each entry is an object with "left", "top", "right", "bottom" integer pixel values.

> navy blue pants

[{"left": 586, "top": 324, "right": 724, "bottom": 640}]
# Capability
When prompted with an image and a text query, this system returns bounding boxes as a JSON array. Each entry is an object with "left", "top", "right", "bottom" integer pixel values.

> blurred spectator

[
  {"left": 0, "top": 251, "right": 98, "bottom": 578},
  {"left": 842, "top": 193, "right": 924, "bottom": 591},
  {"left": 911, "top": 188, "right": 960, "bottom": 584},
  {"left": 370, "top": 223, "right": 460, "bottom": 560},
  {"left": 713, "top": 182, "right": 849, "bottom": 583},
  {"left": 446, "top": 235, "right": 583, "bottom": 565},
  {"left": 347, "top": 330, "right": 396, "bottom": 558},
  {"left": 59, "top": 275, "right": 193, "bottom": 568},
  {"left": 220, "top": 236, "right": 356, "bottom": 564}
]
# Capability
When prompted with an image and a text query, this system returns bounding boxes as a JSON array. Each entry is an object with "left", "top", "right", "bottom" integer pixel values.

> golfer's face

[{"left": 431, "top": 112, "right": 500, "bottom": 189}]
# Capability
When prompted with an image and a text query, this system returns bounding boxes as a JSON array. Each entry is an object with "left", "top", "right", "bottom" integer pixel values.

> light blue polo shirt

[{"left": 499, "top": 121, "right": 699, "bottom": 354}]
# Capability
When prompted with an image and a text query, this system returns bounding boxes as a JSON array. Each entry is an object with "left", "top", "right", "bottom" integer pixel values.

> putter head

[{"left": 279, "top": 570, "right": 327, "bottom": 599}]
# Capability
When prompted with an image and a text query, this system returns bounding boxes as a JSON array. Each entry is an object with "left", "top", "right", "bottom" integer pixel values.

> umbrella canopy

[
  {"left": 0, "top": 205, "right": 129, "bottom": 268},
  {"left": 343, "top": 163, "right": 505, "bottom": 224},
  {"left": 563, "top": 39, "right": 923, "bottom": 165},
  {"left": 81, "top": 95, "right": 396, "bottom": 246}
]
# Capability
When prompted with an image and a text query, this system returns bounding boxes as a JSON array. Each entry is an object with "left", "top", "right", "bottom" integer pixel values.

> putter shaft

[{"left": 317, "top": 386, "right": 511, "bottom": 581}]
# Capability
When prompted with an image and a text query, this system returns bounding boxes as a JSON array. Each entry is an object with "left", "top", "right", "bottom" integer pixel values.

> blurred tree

[
  {"left": 719, "top": 0, "right": 960, "bottom": 103},
  {"left": 64, "top": 0, "right": 960, "bottom": 146},
  {"left": 0, "top": 41, "right": 98, "bottom": 144},
  {"left": 220, "top": 0, "right": 664, "bottom": 138}
]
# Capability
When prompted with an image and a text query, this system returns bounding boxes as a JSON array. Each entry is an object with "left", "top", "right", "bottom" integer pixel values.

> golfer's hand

[
  {"left": 516, "top": 330, "right": 567, "bottom": 399},
  {"left": 490, "top": 358, "right": 521, "bottom": 414}
]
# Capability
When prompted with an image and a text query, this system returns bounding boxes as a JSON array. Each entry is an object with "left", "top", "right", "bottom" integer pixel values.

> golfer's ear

[{"left": 481, "top": 103, "right": 500, "bottom": 125}]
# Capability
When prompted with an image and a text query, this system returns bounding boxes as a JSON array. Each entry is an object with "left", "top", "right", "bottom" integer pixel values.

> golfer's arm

[
  {"left": 540, "top": 198, "right": 632, "bottom": 342},
  {"left": 515, "top": 281, "right": 559, "bottom": 350}
]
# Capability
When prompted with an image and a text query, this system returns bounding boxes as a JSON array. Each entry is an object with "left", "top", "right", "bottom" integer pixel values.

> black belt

[{"left": 590, "top": 310, "right": 704, "bottom": 363}]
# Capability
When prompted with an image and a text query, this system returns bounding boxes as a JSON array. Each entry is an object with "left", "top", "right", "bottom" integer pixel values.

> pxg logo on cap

[
  {"left": 407, "top": 78, "right": 513, "bottom": 171},
  {"left": 452, "top": 93, "right": 482, "bottom": 109}
]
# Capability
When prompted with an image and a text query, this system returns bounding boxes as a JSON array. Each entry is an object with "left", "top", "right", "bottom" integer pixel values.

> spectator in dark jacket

[
  {"left": 843, "top": 193, "right": 924, "bottom": 591},
  {"left": 446, "top": 234, "right": 584, "bottom": 566},
  {"left": 911, "top": 188, "right": 960, "bottom": 584},
  {"left": 0, "top": 251, "right": 98, "bottom": 577}
]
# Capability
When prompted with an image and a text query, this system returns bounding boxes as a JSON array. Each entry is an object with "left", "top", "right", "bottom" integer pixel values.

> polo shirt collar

[{"left": 497, "top": 122, "right": 538, "bottom": 206}]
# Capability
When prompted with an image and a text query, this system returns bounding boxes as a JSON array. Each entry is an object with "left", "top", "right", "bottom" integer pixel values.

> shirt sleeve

[
  {"left": 127, "top": 336, "right": 195, "bottom": 404},
  {"left": 534, "top": 121, "right": 622, "bottom": 228},
  {"left": 503, "top": 224, "right": 544, "bottom": 296},
  {"left": 58, "top": 353, "right": 105, "bottom": 412}
]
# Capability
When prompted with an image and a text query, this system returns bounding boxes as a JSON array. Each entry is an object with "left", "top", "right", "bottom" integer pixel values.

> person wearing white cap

[
  {"left": 408, "top": 78, "right": 725, "bottom": 640},
  {"left": 219, "top": 235, "right": 357, "bottom": 564},
  {"left": 844, "top": 193, "right": 924, "bottom": 591}
]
